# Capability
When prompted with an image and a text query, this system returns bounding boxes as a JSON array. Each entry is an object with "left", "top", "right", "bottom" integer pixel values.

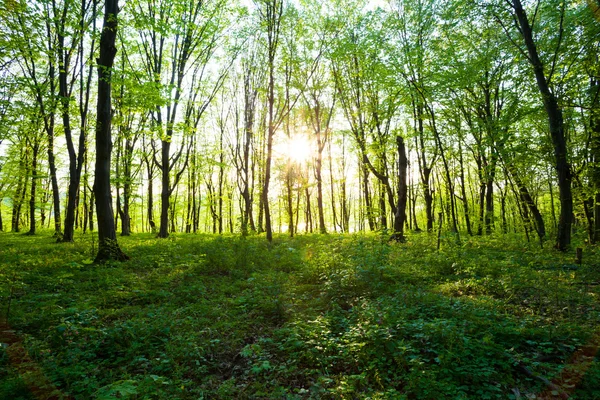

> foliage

[{"left": 1, "top": 231, "right": 599, "bottom": 399}]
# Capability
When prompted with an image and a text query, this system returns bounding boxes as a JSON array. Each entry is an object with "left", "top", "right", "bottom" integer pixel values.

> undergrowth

[{"left": 0, "top": 231, "right": 599, "bottom": 399}]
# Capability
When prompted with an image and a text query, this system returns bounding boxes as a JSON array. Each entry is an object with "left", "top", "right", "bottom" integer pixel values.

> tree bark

[
  {"left": 93, "top": 0, "right": 127, "bottom": 262},
  {"left": 413, "top": 102, "right": 435, "bottom": 232},
  {"left": 392, "top": 136, "right": 408, "bottom": 241},
  {"left": 458, "top": 138, "right": 473, "bottom": 235},
  {"left": 512, "top": 0, "right": 572, "bottom": 250},
  {"left": 27, "top": 142, "right": 39, "bottom": 235},
  {"left": 262, "top": 0, "right": 283, "bottom": 243},
  {"left": 12, "top": 151, "right": 27, "bottom": 233}
]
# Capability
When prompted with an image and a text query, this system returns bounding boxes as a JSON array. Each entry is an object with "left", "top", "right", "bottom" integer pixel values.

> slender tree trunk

[
  {"left": 12, "top": 152, "right": 27, "bottom": 233},
  {"left": 477, "top": 156, "right": 486, "bottom": 235},
  {"left": 392, "top": 136, "right": 408, "bottom": 241},
  {"left": 170, "top": 189, "right": 177, "bottom": 233},
  {"left": 329, "top": 137, "right": 339, "bottom": 232},
  {"left": 316, "top": 139, "right": 326, "bottom": 234},
  {"left": 262, "top": 0, "right": 283, "bottom": 243},
  {"left": 361, "top": 160, "right": 375, "bottom": 231},
  {"left": 88, "top": 191, "right": 94, "bottom": 231},
  {"left": 458, "top": 140, "right": 472, "bottom": 235},
  {"left": 186, "top": 168, "right": 192, "bottom": 233},
  {"left": 499, "top": 184, "right": 508, "bottom": 234},
  {"left": 485, "top": 153, "right": 497, "bottom": 234},
  {"left": 27, "top": 144, "right": 39, "bottom": 235},
  {"left": 590, "top": 77, "right": 600, "bottom": 243},
  {"left": 414, "top": 103, "right": 434, "bottom": 232},
  {"left": 119, "top": 138, "right": 134, "bottom": 236},
  {"left": 59, "top": 0, "right": 91, "bottom": 243},
  {"left": 94, "top": 0, "right": 127, "bottom": 262},
  {"left": 379, "top": 181, "right": 387, "bottom": 230},
  {"left": 159, "top": 140, "right": 171, "bottom": 238},
  {"left": 48, "top": 123, "right": 62, "bottom": 236},
  {"left": 505, "top": 161, "right": 546, "bottom": 243}
]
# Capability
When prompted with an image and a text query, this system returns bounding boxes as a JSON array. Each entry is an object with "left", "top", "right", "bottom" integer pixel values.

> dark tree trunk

[
  {"left": 241, "top": 66, "right": 257, "bottom": 235},
  {"left": 59, "top": 0, "right": 90, "bottom": 243},
  {"left": 476, "top": 156, "right": 486, "bottom": 235},
  {"left": 305, "top": 185, "right": 312, "bottom": 233},
  {"left": 498, "top": 184, "right": 508, "bottom": 234},
  {"left": 169, "top": 191, "right": 177, "bottom": 233},
  {"left": 218, "top": 134, "right": 224, "bottom": 235},
  {"left": 61, "top": 80, "right": 81, "bottom": 242},
  {"left": 12, "top": 154, "right": 26, "bottom": 233},
  {"left": 286, "top": 167, "right": 294, "bottom": 237},
  {"left": 413, "top": 102, "right": 435, "bottom": 232},
  {"left": 27, "top": 143, "right": 39, "bottom": 235},
  {"left": 262, "top": 0, "right": 284, "bottom": 243},
  {"left": 392, "top": 136, "right": 408, "bottom": 241},
  {"left": 485, "top": 153, "right": 497, "bottom": 234},
  {"left": 316, "top": 133, "right": 326, "bottom": 234},
  {"left": 144, "top": 149, "right": 155, "bottom": 232},
  {"left": 590, "top": 77, "right": 600, "bottom": 243},
  {"left": 48, "top": 126, "right": 62, "bottom": 236},
  {"left": 341, "top": 179, "right": 349, "bottom": 233},
  {"left": 93, "top": 0, "right": 127, "bottom": 262},
  {"left": 512, "top": 0, "right": 572, "bottom": 250},
  {"left": 185, "top": 167, "right": 192, "bottom": 233},
  {"left": 118, "top": 137, "right": 135, "bottom": 236},
  {"left": 328, "top": 138, "right": 338, "bottom": 232},
  {"left": 158, "top": 140, "right": 171, "bottom": 238},
  {"left": 361, "top": 160, "right": 375, "bottom": 231},
  {"left": 88, "top": 190, "right": 94, "bottom": 231},
  {"left": 379, "top": 181, "right": 387, "bottom": 230},
  {"left": 458, "top": 139, "right": 472, "bottom": 235}
]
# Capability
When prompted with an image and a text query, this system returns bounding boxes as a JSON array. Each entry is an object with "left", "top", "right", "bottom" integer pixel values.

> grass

[{"left": 1, "top": 230, "right": 599, "bottom": 399}]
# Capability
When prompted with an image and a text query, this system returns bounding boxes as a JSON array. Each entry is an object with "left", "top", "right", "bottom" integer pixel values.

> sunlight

[{"left": 284, "top": 135, "right": 312, "bottom": 164}]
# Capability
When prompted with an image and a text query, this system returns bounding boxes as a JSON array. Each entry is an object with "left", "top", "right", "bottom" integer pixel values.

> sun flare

[{"left": 284, "top": 135, "right": 312, "bottom": 163}]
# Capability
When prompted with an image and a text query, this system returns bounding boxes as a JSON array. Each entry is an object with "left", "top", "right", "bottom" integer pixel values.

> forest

[{"left": 1, "top": 0, "right": 600, "bottom": 398}]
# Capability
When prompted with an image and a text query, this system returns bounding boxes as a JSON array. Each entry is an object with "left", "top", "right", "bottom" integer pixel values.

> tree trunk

[
  {"left": 458, "top": 139, "right": 472, "bottom": 235},
  {"left": 158, "top": 140, "right": 171, "bottom": 238},
  {"left": 262, "top": 0, "right": 283, "bottom": 243},
  {"left": 12, "top": 153, "right": 26, "bottom": 233},
  {"left": 485, "top": 152, "right": 497, "bottom": 234},
  {"left": 392, "top": 136, "right": 408, "bottom": 241},
  {"left": 506, "top": 161, "right": 546, "bottom": 243},
  {"left": 590, "top": 77, "right": 600, "bottom": 243},
  {"left": 145, "top": 151, "right": 155, "bottom": 233},
  {"left": 414, "top": 102, "right": 435, "bottom": 232},
  {"left": 361, "top": 160, "right": 375, "bottom": 231},
  {"left": 316, "top": 138, "right": 326, "bottom": 234},
  {"left": 27, "top": 143, "right": 39, "bottom": 235},
  {"left": 512, "top": 0, "right": 572, "bottom": 250},
  {"left": 48, "top": 125, "right": 62, "bottom": 237},
  {"left": 328, "top": 138, "right": 338, "bottom": 232},
  {"left": 93, "top": 0, "right": 127, "bottom": 262}
]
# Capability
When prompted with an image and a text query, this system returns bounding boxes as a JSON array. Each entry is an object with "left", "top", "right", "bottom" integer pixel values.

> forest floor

[{"left": 0, "top": 231, "right": 599, "bottom": 399}]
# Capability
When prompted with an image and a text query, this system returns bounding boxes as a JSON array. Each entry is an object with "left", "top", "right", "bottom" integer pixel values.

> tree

[
  {"left": 94, "top": 0, "right": 128, "bottom": 262},
  {"left": 495, "top": 0, "right": 573, "bottom": 250},
  {"left": 61, "top": 0, "right": 98, "bottom": 242},
  {"left": 256, "top": 0, "right": 285, "bottom": 242}
]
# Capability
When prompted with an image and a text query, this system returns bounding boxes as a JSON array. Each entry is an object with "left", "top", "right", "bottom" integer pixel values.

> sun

[{"left": 284, "top": 135, "right": 312, "bottom": 163}]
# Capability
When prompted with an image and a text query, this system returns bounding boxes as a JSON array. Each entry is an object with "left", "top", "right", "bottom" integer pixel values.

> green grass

[{"left": 1, "top": 230, "right": 599, "bottom": 399}]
